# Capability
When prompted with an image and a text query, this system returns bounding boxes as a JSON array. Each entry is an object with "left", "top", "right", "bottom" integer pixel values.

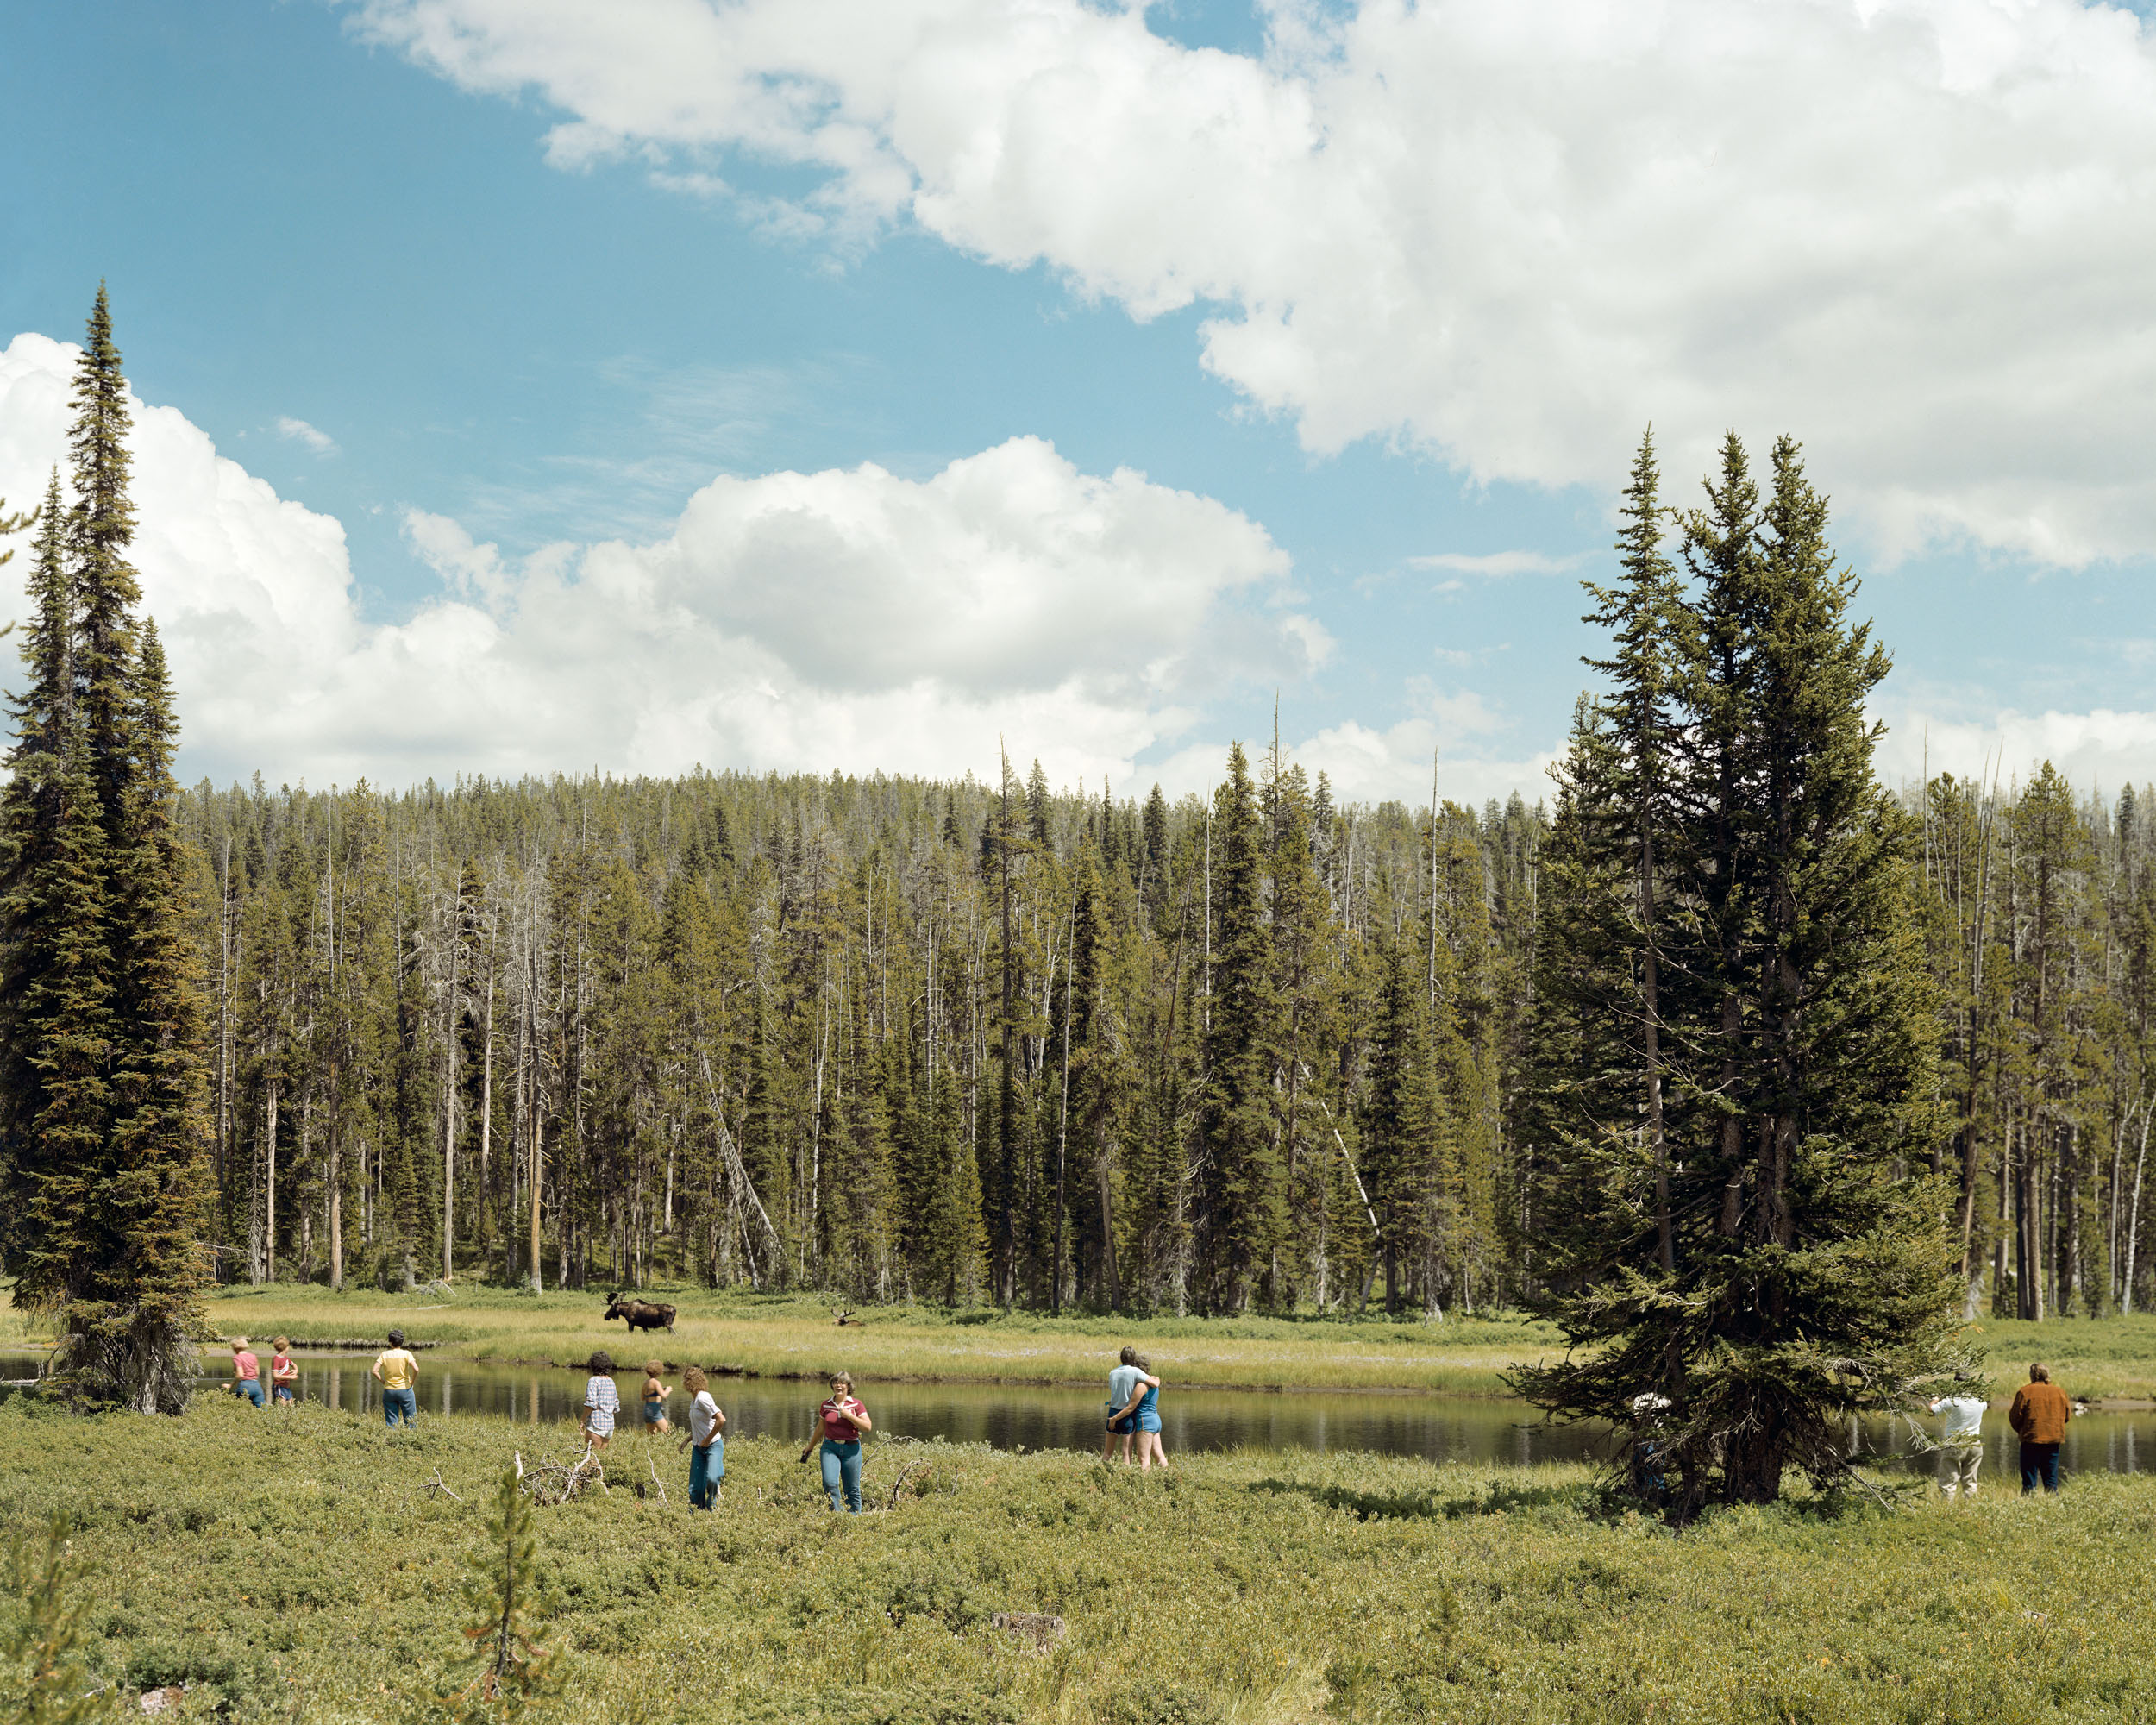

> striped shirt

[{"left": 585, "top": 1374, "right": 621, "bottom": 1436}]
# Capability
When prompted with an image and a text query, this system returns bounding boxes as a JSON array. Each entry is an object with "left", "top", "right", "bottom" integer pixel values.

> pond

[{"left": 7, "top": 1352, "right": 2156, "bottom": 1481}]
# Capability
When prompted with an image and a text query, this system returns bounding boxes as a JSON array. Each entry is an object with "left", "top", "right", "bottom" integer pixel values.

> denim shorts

[
  {"left": 1138, "top": 1410, "right": 1162, "bottom": 1434},
  {"left": 1106, "top": 1414, "right": 1136, "bottom": 1434}
]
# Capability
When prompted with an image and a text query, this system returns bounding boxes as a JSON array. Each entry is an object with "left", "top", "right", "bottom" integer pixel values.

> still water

[{"left": 7, "top": 1352, "right": 2156, "bottom": 1478}]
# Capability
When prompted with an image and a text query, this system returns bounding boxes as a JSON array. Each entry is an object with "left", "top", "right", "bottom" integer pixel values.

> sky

[{"left": 3, "top": 0, "right": 2155, "bottom": 805}]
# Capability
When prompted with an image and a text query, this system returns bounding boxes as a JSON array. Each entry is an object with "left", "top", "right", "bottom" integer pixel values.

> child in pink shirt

[{"left": 229, "top": 1338, "right": 265, "bottom": 1408}]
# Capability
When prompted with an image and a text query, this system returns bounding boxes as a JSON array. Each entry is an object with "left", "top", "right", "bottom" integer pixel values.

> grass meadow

[
  {"left": 0, "top": 1284, "right": 2141, "bottom": 1403},
  {"left": 3, "top": 1389, "right": 2155, "bottom": 1724},
  {"left": 177, "top": 1286, "right": 1556, "bottom": 1396}
]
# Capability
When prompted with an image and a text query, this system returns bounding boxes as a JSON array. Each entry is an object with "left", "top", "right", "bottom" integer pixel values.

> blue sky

[{"left": 2, "top": 0, "right": 2153, "bottom": 800}]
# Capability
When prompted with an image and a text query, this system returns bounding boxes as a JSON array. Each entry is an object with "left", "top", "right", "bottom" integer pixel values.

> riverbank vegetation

[{"left": 4, "top": 1394, "right": 2153, "bottom": 1724}]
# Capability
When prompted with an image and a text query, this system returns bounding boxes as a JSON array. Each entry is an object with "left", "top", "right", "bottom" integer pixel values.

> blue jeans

[
  {"left": 383, "top": 1386, "right": 417, "bottom": 1428},
  {"left": 2020, "top": 1441, "right": 2061, "bottom": 1495},
  {"left": 821, "top": 1440, "right": 862, "bottom": 1513},
  {"left": 689, "top": 1440, "right": 724, "bottom": 1510},
  {"left": 235, "top": 1379, "right": 265, "bottom": 1408}
]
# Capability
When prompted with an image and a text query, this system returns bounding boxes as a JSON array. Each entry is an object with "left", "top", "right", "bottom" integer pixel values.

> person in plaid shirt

[{"left": 582, "top": 1350, "right": 622, "bottom": 1449}]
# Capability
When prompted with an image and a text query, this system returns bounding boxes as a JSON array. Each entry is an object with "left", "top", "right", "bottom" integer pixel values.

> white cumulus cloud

[
  {"left": 353, "top": 0, "right": 2156, "bottom": 565},
  {"left": 1872, "top": 698, "right": 2156, "bottom": 800},
  {"left": 0, "top": 332, "right": 1313, "bottom": 790}
]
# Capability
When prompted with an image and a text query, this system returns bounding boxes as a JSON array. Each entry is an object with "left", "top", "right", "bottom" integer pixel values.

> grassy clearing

[
  {"left": 19, "top": 1283, "right": 2156, "bottom": 1405},
  {"left": 1961, "top": 1313, "right": 2156, "bottom": 1402},
  {"left": 150, "top": 1292, "right": 2156, "bottom": 1403},
  {"left": 3, "top": 1392, "right": 2154, "bottom": 1724},
  {"left": 155, "top": 1286, "right": 1557, "bottom": 1396}
]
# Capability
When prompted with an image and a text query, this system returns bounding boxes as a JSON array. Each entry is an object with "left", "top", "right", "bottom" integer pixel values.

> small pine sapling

[
  {"left": 437, "top": 1469, "right": 561, "bottom": 1722},
  {"left": 3, "top": 1516, "right": 107, "bottom": 1725}
]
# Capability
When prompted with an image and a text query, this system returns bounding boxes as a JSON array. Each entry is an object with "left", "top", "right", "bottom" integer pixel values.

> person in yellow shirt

[{"left": 372, "top": 1328, "right": 420, "bottom": 1429}]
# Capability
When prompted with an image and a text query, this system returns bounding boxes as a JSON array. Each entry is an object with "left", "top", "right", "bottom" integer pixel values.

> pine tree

[
  {"left": 0, "top": 477, "right": 117, "bottom": 1342},
  {"left": 1267, "top": 760, "right": 1337, "bottom": 1308},
  {"left": 1581, "top": 427, "right": 1683, "bottom": 1270},
  {"left": 1066, "top": 844, "right": 1125, "bottom": 1310},
  {"left": 70, "top": 287, "right": 142, "bottom": 850},
  {"left": 1518, "top": 434, "right": 1965, "bottom": 1512},
  {"left": 1362, "top": 944, "right": 1446, "bottom": 1314},
  {"left": 1195, "top": 743, "right": 1284, "bottom": 1312},
  {"left": 1026, "top": 760, "right": 1053, "bottom": 851},
  {"left": 93, "top": 621, "right": 212, "bottom": 1398},
  {"left": 439, "top": 1467, "right": 561, "bottom": 1722},
  {"left": 3, "top": 1517, "right": 103, "bottom": 1725},
  {"left": 1518, "top": 699, "right": 1641, "bottom": 1294},
  {"left": 0, "top": 292, "right": 211, "bottom": 1411},
  {"left": 937, "top": 1065, "right": 989, "bottom": 1302},
  {"left": 741, "top": 1000, "right": 790, "bottom": 1285},
  {"left": 1140, "top": 784, "right": 1169, "bottom": 920}
]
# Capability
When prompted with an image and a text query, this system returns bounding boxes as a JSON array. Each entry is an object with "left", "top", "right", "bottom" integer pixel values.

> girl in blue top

[{"left": 1132, "top": 1354, "right": 1169, "bottom": 1471}]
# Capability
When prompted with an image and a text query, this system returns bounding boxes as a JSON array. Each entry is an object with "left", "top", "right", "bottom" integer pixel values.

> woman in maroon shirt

[{"left": 799, "top": 1371, "right": 874, "bottom": 1513}]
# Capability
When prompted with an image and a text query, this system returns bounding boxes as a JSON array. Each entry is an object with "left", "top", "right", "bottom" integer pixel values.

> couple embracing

[{"left": 1101, "top": 1345, "right": 1169, "bottom": 1470}]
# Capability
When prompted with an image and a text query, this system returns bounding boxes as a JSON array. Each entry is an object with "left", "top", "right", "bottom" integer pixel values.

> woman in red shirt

[{"left": 800, "top": 1372, "right": 873, "bottom": 1513}]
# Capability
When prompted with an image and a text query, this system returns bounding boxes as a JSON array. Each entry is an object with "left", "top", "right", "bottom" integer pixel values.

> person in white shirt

[
  {"left": 683, "top": 1365, "right": 726, "bottom": 1510},
  {"left": 1928, "top": 1382, "right": 1989, "bottom": 1500}
]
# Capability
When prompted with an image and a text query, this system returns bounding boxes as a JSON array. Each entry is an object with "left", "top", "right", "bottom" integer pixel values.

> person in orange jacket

[{"left": 2008, "top": 1362, "right": 2072, "bottom": 1496}]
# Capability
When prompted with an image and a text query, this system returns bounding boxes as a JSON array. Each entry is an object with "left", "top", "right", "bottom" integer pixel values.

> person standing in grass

[
  {"left": 642, "top": 1359, "right": 673, "bottom": 1435},
  {"left": 1131, "top": 1354, "right": 1169, "bottom": 1471},
  {"left": 684, "top": 1366, "right": 726, "bottom": 1510},
  {"left": 582, "top": 1351, "right": 621, "bottom": 1451},
  {"left": 373, "top": 1330, "right": 420, "bottom": 1428},
  {"left": 2009, "top": 1362, "right": 2071, "bottom": 1496},
  {"left": 229, "top": 1338, "right": 265, "bottom": 1408},
  {"left": 1927, "top": 1378, "right": 1988, "bottom": 1500},
  {"left": 269, "top": 1338, "right": 298, "bottom": 1407},
  {"left": 1102, "top": 1346, "right": 1144, "bottom": 1465},
  {"left": 800, "top": 1371, "right": 873, "bottom": 1513}
]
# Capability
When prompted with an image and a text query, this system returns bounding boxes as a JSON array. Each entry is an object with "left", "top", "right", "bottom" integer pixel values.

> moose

[{"left": 603, "top": 1295, "right": 677, "bottom": 1334}]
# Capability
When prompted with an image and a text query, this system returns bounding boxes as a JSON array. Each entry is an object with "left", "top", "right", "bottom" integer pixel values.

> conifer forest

[
  {"left": 6, "top": 297, "right": 2156, "bottom": 1346},
  {"left": 175, "top": 700, "right": 2156, "bottom": 1327}
]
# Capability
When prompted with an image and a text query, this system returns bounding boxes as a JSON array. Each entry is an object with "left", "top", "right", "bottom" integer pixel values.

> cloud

[
  {"left": 0, "top": 332, "right": 1312, "bottom": 789},
  {"left": 1149, "top": 716, "right": 1561, "bottom": 811},
  {"left": 275, "top": 416, "right": 338, "bottom": 456},
  {"left": 1410, "top": 550, "right": 1591, "bottom": 580},
  {"left": 1147, "top": 671, "right": 1556, "bottom": 811},
  {"left": 353, "top": 0, "right": 2156, "bottom": 566},
  {"left": 1873, "top": 699, "right": 2156, "bottom": 798}
]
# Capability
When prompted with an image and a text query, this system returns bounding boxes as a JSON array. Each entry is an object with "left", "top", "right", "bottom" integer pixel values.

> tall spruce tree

[
  {"left": 1518, "top": 432, "right": 1964, "bottom": 1512},
  {"left": 1065, "top": 843, "right": 1125, "bottom": 1310},
  {"left": 1194, "top": 743, "right": 1284, "bottom": 1312},
  {"left": 1361, "top": 943, "right": 1445, "bottom": 1314},
  {"left": 1581, "top": 429, "right": 1683, "bottom": 1270},
  {"left": 0, "top": 292, "right": 212, "bottom": 1411},
  {"left": 0, "top": 476, "right": 117, "bottom": 1323}
]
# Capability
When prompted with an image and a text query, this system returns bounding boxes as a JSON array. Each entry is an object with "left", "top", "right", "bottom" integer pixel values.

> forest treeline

[
  {"left": 184, "top": 735, "right": 2156, "bottom": 1322},
  {"left": 182, "top": 755, "right": 1539, "bottom": 1314}
]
